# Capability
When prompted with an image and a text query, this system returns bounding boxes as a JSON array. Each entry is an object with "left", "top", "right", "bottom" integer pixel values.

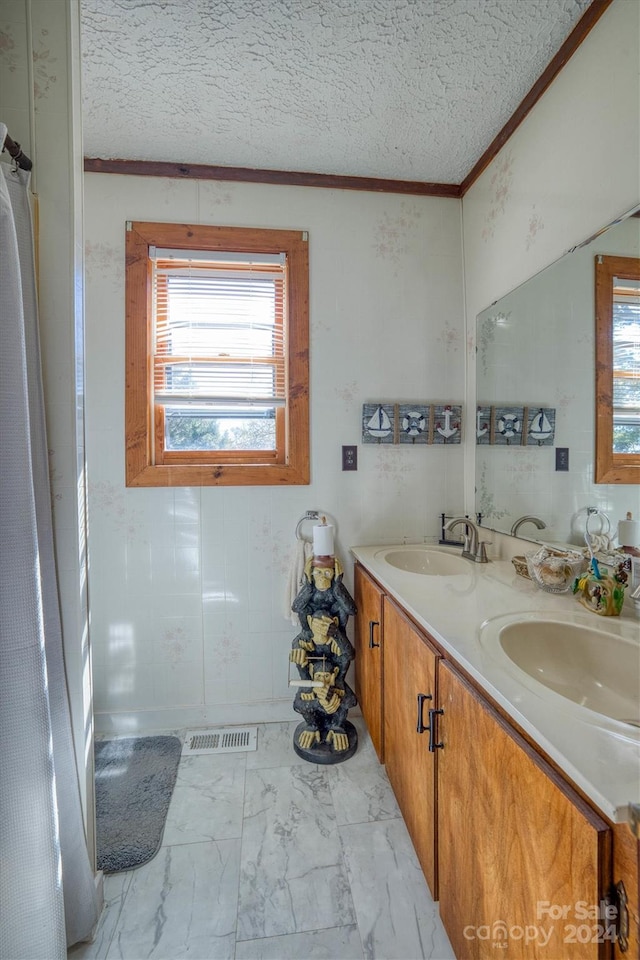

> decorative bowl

[{"left": 525, "top": 547, "right": 588, "bottom": 594}]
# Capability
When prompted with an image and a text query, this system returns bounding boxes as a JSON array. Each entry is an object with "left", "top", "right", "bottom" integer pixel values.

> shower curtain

[{"left": 0, "top": 129, "right": 99, "bottom": 957}]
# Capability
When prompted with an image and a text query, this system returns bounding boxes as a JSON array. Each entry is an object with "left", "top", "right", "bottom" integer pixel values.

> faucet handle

[{"left": 476, "top": 541, "right": 490, "bottom": 563}]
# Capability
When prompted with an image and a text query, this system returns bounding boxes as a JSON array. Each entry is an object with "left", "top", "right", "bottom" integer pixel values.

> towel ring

[
  {"left": 295, "top": 510, "right": 337, "bottom": 542},
  {"left": 295, "top": 511, "right": 320, "bottom": 542},
  {"left": 586, "top": 508, "right": 611, "bottom": 538}
]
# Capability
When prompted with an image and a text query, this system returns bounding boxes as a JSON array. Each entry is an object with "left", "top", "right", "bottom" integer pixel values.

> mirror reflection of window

[
  {"left": 612, "top": 276, "right": 640, "bottom": 454},
  {"left": 595, "top": 252, "right": 640, "bottom": 483}
]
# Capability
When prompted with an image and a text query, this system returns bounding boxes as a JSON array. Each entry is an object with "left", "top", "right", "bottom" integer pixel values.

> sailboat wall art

[
  {"left": 527, "top": 407, "right": 555, "bottom": 446},
  {"left": 362, "top": 403, "right": 395, "bottom": 444},
  {"left": 361, "top": 403, "right": 463, "bottom": 445}
]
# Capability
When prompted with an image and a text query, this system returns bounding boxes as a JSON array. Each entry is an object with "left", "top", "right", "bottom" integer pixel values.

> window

[
  {"left": 611, "top": 276, "right": 640, "bottom": 452},
  {"left": 594, "top": 254, "right": 640, "bottom": 483},
  {"left": 125, "top": 222, "right": 309, "bottom": 486}
]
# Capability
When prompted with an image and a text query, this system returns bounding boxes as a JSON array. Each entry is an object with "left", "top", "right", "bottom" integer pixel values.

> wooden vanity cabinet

[
  {"left": 352, "top": 565, "right": 631, "bottom": 958},
  {"left": 383, "top": 596, "right": 439, "bottom": 898},
  {"left": 353, "top": 564, "right": 384, "bottom": 761},
  {"left": 437, "top": 660, "right": 612, "bottom": 960}
]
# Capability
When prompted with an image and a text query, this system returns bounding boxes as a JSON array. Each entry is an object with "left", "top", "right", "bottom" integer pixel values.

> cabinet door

[
  {"left": 438, "top": 660, "right": 611, "bottom": 960},
  {"left": 612, "top": 822, "right": 639, "bottom": 959},
  {"left": 383, "top": 597, "right": 438, "bottom": 898},
  {"left": 354, "top": 564, "right": 384, "bottom": 761}
]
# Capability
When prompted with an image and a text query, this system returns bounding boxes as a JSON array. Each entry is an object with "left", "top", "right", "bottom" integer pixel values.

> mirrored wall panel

[{"left": 476, "top": 211, "right": 640, "bottom": 547}]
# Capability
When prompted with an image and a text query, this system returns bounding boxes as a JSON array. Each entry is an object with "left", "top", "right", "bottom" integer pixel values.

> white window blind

[
  {"left": 612, "top": 277, "right": 640, "bottom": 452},
  {"left": 150, "top": 249, "right": 287, "bottom": 452},
  {"left": 152, "top": 251, "right": 286, "bottom": 406}
]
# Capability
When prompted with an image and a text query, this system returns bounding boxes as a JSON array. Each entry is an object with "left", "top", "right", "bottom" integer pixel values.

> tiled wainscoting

[{"left": 68, "top": 718, "right": 454, "bottom": 960}]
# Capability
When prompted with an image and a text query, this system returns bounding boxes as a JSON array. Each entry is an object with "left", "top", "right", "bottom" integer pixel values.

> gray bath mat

[{"left": 95, "top": 735, "right": 182, "bottom": 873}]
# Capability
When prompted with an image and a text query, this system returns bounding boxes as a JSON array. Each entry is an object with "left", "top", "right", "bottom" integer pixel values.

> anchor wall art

[
  {"left": 362, "top": 402, "right": 463, "bottom": 444},
  {"left": 476, "top": 405, "right": 556, "bottom": 446}
]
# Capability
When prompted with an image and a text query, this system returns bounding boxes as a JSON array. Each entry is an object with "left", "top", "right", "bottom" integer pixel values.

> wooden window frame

[
  {"left": 125, "top": 221, "right": 309, "bottom": 486},
  {"left": 595, "top": 254, "right": 640, "bottom": 484}
]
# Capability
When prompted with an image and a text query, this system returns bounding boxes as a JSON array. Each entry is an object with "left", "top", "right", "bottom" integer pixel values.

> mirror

[{"left": 476, "top": 209, "right": 640, "bottom": 547}]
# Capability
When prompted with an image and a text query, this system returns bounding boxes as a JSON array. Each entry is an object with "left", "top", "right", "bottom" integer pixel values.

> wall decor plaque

[
  {"left": 362, "top": 403, "right": 395, "bottom": 444},
  {"left": 493, "top": 406, "right": 524, "bottom": 445},
  {"left": 398, "top": 404, "right": 430, "bottom": 444},
  {"left": 526, "top": 406, "right": 556, "bottom": 445},
  {"left": 432, "top": 404, "right": 462, "bottom": 444},
  {"left": 476, "top": 405, "right": 491, "bottom": 445}
]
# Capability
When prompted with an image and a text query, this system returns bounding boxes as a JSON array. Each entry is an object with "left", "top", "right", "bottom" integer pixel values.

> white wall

[
  {"left": 462, "top": 0, "right": 640, "bottom": 520},
  {"left": 83, "top": 177, "right": 465, "bottom": 732}
]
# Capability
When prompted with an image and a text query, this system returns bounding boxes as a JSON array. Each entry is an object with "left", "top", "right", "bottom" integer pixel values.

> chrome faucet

[
  {"left": 510, "top": 515, "right": 547, "bottom": 537},
  {"left": 443, "top": 517, "right": 490, "bottom": 563}
]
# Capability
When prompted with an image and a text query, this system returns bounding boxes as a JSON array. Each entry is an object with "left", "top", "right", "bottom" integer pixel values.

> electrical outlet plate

[
  {"left": 556, "top": 447, "right": 569, "bottom": 471},
  {"left": 342, "top": 445, "right": 357, "bottom": 470}
]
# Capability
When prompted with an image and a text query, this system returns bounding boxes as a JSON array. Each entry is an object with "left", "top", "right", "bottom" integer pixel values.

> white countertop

[{"left": 350, "top": 542, "right": 640, "bottom": 825}]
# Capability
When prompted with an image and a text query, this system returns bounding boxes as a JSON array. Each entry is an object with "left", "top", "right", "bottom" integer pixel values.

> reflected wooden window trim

[{"left": 595, "top": 254, "right": 640, "bottom": 484}]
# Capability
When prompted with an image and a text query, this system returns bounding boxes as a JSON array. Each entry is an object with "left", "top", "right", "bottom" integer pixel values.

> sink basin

[
  {"left": 482, "top": 615, "right": 640, "bottom": 727},
  {"left": 375, "top": 546, "right": 470, "bottom": 576}
]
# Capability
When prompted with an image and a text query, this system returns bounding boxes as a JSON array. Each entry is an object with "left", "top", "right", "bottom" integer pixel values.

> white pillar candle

[{"left": 313, "top": 522, "right": 334, "bottom": 557}]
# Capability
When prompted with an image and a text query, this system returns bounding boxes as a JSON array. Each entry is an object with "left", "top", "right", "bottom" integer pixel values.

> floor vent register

[{"left": 182, "top": 726, "right": 258, "bottom": 756}]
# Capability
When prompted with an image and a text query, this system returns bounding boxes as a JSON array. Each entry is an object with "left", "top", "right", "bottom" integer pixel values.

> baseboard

[{"left": 94, "top": 698, "right": 298, "bottom": 736}]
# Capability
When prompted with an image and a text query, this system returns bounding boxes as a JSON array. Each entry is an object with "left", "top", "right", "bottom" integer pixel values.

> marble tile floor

[{"left": 68, "top": 718, "right": 455, "bottom": 960}]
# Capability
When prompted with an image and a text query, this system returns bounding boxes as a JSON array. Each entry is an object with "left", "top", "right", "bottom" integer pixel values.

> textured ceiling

[{"left": 80, "top": 0, "right": 593, "bottom": 184}]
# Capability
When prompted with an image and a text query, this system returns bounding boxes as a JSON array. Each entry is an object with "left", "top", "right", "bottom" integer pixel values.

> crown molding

[{"left": 82, "top": 158, "right": 461, "bottom": 198}]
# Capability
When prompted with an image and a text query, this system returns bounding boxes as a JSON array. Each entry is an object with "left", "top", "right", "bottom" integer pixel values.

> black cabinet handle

[
  {"left": 368, "top": 620, "right": 380, "bottom": 648},
  {"left": 428, "top": 708, "right": 444, "bottom": 751},
  {"left": 416, "top": 693, "right": 432, "bottom": 733},
  {"left": 613, "top": 880, "right": 629, "bottom": 953}
]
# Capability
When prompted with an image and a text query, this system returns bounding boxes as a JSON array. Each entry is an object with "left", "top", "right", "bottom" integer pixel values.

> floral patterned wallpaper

[{"left": 84, "top": 177, "right": 465, "bottom": 731}]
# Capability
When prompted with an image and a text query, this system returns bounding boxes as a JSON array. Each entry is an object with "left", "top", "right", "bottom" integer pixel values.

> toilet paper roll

[
  {"left": 617, "top": 519, "right": 640, "bottom": 548},
  {"left": 313, "top": 523, "right": 334, "bottom": 557}
]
